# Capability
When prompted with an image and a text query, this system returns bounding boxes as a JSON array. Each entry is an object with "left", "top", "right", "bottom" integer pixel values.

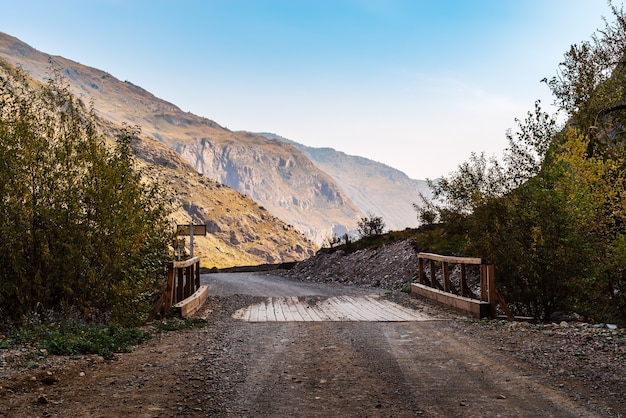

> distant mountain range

[
  {"left": 258, "top": 133, "right": 429, "bottom": 232},
  {"left": 0, "top": 31, "right": 428, "bottom": 249}
]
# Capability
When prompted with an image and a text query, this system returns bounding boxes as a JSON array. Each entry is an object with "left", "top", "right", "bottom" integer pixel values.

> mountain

[
  {"left": 0, "top": 32, "right": 363, "bottom": 244},
  {"left": 258, "top": 133, "right": 430, "bottom": 231},
  {"left": 0, "top": 49, "right": 316, "bottom": 268}
]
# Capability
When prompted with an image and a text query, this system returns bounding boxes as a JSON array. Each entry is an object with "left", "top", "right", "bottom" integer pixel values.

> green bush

[
  {"left": 7, "top": 309, "right": 150, "bottom": 360},
  {"left": 0, "top": 66, "right": 172, "bottom": 325}
]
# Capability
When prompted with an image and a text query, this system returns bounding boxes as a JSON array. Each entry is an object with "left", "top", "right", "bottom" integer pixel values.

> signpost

[{"left": 176, "top": 224, "right": 206, "bottom": 258}]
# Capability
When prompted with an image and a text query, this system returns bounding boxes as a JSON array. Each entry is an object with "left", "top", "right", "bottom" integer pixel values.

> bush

[
  {"left": 357, "top": 214, "right": 385, "bottom": 238},
  {"left": 0, "top": 66, "right": 172, "bottom": 324}
]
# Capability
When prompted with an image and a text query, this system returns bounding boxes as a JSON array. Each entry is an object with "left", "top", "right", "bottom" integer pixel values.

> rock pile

[{"left": 278, "top": 240, "right": 419, "bottom": 290}]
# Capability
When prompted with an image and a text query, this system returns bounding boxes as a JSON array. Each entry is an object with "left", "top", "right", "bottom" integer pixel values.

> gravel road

[
  {"left": 197, "top": 272, "right": 618, "bottom": 417},
  {"left": 1, "top": 270, "right": 623, "bottom": 417}
]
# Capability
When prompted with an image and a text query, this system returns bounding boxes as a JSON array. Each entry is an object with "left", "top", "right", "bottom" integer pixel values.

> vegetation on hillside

[
  {"left": 0, "top": 67, "right": 173, "bottom": 326},
  {"left": 416, "top": 2, "right": 626, "bottom": 324}
]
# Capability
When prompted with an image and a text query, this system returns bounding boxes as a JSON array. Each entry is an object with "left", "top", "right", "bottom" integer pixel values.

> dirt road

[
  {"left": 200, "top": 273, "right": 606, "bottom": 417},
  {"left": 1, "top": 272, "right": 622, "bottom": 417}
]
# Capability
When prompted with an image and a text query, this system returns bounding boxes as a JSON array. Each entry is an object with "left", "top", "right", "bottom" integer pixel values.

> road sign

[
  {"left": 176, "top": 224, "right": 206, "bottom": 258},
  {"left": 176, "top": 224, "right": 207, "bottom": 236}
]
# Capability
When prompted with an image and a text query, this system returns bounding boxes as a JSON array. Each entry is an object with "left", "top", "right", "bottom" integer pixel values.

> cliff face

[
  {"left": 106, "top": 122, "right": 320, "bottom": 269},
  {"left": 0, "top": 32, "right": 363, "bottom": 244},
  {"left": 176, "top": 136, "right": 362, "bottom": 242}
]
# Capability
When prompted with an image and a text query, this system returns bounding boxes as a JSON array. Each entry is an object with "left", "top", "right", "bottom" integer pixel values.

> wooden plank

[
  {"left": 176, "top": 268, "right": 184, "bottom": 303},
  {"left": 443, "top": 262, "right": 451, "bottom": 293},
  {"left": 340, "top": 296, "right": 385, "bottom": 321},
  {"left": 184, "top": 265, "right": 192, "bottom": 298},
  {"left": 172, "top": 286, "right": 209, "bottom": 318},
  {"left": 280, "top": 297, "right": 297, "bottom": 321},
  {"left": 242, "top": 303, "right": 252, "bottom": 322},
  {"left": 173, "top": 256, "right": 200, "bottom": 269},
  {"left": 290, "top": 296, "right": 317, "bottom": 321},
  {"left": 460, "top": 264, "right": 468, "bottom": 297},
  {"left": 194, "top": 261, "right": 200, "bottom": 289},
  {"left": 357, "top": 297, "right": 405, "bottom": 321},
  {"left": 317, "top": 297, "right": 346, "bottom": 321},
  {"left": 418, "top": 257, "right": 427, "bottom": 285},
  {"left": 331, "top": 296, "right": 370, "bottom": 321},
  {"left": 284, "top": 296, "right": 301, "bottom": 321},
  {"left": 480, "top": 265, "right": 488, "bottom": 302},
  {"left": 429, "top": 259, "right": 437, "bottom": 289},
  {"left": 273, "top": 297, "right": 288, "bottom": 321},
  {"left": 303, "top": 297, "right": 327, "bottom": 321},
  {"left": 254, "top": 299, "right": 267, "bottom": 322},
  {"left": 363, "top": 296, "right": 422, "bottom": 321},
  {"left": 265, "top": 298, "right": 277, "bottom": 321},
  {"left": 495, "top": 291, "right": 514, "bottom": 320},
  {"left": 231, "top": 295, "right": 437, "bottom": 322},
  {"left": 418, "top": 252, "right": 482, "bottom": 265},
  {"left": 176, "top": 224, "right": 207, "bottom": 236},
  {"left": 411, "top": 283, "right": 490, "bottom": 318}
]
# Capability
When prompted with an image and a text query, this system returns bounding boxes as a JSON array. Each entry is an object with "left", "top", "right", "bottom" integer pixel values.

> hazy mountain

[
  {"left": 258, "top": 133, "right": 430, "bottom": 231},
  {"left": 0, "top": 32, "right": 363, "bottom": 244}
]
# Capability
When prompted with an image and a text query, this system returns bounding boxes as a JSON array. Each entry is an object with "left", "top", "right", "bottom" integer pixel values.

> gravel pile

[{"left": 278, "top": 240, "right": 419, "bottom": 291}]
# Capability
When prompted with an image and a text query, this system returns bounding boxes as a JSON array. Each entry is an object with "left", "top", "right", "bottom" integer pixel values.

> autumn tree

[
  {"left": 415, "top": 2, "right": 626, "bottom": 323},
  {"left": 0, "top": 65, "right": 172, "bottom": 324}
]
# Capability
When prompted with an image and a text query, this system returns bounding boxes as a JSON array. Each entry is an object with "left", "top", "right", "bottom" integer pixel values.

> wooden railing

[
  {"left": 148, "top": 256, "right": 202, "bottom": 321},
  {"left": 413, "top": 252, "right": 512, "bottom": 319}
]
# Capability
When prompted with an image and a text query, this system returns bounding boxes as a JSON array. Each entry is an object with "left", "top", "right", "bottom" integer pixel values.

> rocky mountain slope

[
  {"left": 126, "top": 130, "right": 317, "bottom": 267},
  {"left": 0, "top": 54, "right": 316, "bottom": 268},
  {"left": 259, "top": 133, "right": 431, "bottom": 231},
  {"left": 0, "top": 32, "right": 363, "bottom": 243}
]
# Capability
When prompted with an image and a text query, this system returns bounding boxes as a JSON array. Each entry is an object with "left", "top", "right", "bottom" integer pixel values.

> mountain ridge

[
  {"left": 0, "top": 31, "right": 429, "bottom": 245},
  {"left": 0, "top": 31, "right": 364, "bottom": 243},
  {"left": 0, "top": 52, "right": 316, "bottom": 268}
]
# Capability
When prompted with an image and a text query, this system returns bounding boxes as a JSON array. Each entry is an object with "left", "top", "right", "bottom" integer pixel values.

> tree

[
  {"left": 357, "top": 214, "right": 385, "bottom": 238},
  {"left": 414, "top": 2, "right": 626, "bottom": 323},
  {"left": 0, "top": 65, "right": 172, "bottom": 324}
]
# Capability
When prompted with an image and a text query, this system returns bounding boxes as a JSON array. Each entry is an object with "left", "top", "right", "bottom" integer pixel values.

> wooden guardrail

[
  {"left": 148, "top": 256, "right": 207, "bottom": 321},
  {"left": 412, "top": 253, "right": 512, "bottom": 319}
]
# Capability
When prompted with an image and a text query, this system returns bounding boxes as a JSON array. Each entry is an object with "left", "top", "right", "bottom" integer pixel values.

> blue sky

[{"left": 0, "top": 0, "right": 616, "bottom": 179}]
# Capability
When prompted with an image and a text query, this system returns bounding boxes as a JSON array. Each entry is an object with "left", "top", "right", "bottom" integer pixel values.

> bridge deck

[{"left": 232, "top": 295, "right": 432, "bottom": 322}]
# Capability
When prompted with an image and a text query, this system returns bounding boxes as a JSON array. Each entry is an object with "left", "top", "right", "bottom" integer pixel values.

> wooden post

[
  {"left": 460, "top": 263, "right": 468, "bottom": 297},
  {"left": 487, "top": 264, "right": 496, "bottom": 318},
  {"left": 418, "top": 257, "right": 425, "bottom": 285},
  {"left": 195, "top": 260, "right": 200, "bottom": 290},
  {"left": 429, "top": 260, "right": 438, "bottom": 289},
  {"left": 164, "top": 262, "right": 175, "bottom": 311},
  {"left": 442, "top": 262, "right": 451, "bottom": 293},
  {"left": 480, "top": 264, "right": 488, "bottom": 302},
  {"left": 189, "top": 222, "right": 194, "bottom": 258},
  {"left": 177, "top": 267, "right": 184, "bottom": 303},
  {"left": 184, "top": 265, "right": 192, "bottom": 298}
]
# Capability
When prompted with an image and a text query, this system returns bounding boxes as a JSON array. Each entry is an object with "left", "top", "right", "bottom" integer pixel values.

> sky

[{"left": 0, "top": 0, "right": 617, "bottom": 179}]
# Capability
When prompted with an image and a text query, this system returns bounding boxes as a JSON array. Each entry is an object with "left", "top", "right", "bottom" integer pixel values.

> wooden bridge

[
  {"left": 412, "top": 252, "right": 512, "bottom": 319},
  {"left": 148, "top": 256, "right": 208, "bottom": 321}
]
